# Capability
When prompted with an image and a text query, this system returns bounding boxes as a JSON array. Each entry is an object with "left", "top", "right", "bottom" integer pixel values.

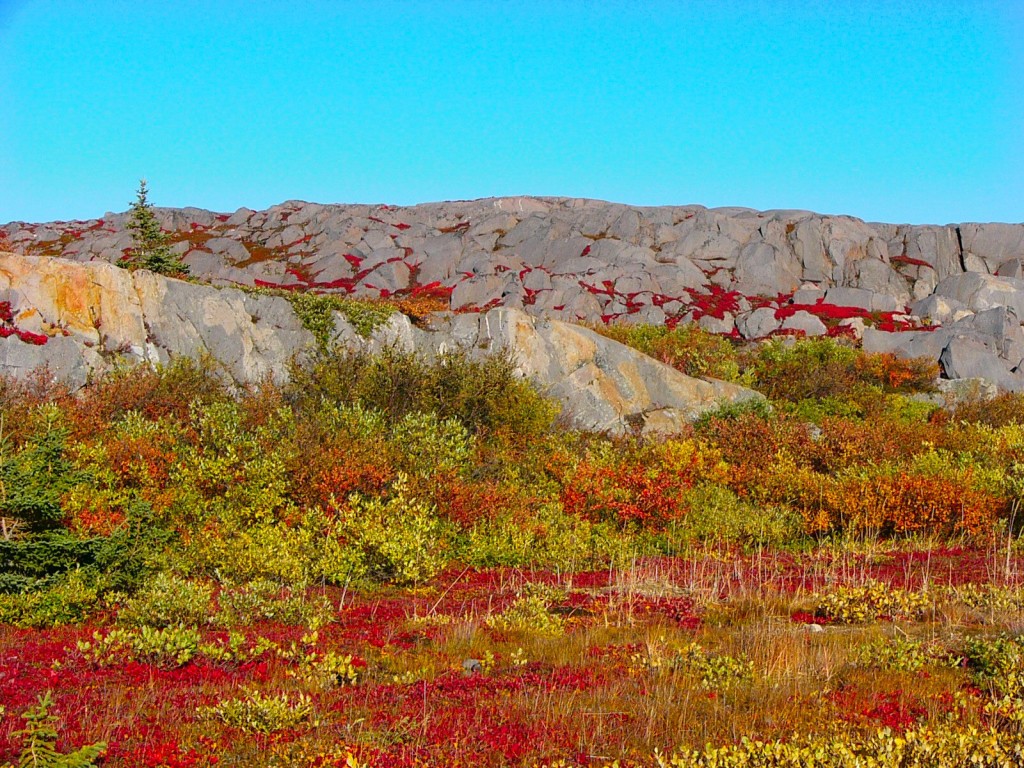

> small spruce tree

[
  {"left": 126, "top": 179, "right": 188, "bottom": 276},
  {"left": 9, "top": 691, "right": 106, "bottom": 767}
]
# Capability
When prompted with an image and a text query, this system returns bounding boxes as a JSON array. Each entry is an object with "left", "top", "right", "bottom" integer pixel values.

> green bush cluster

[
  {"left": 199, "top": 688, "right": 315, "bottom": 734},
  {"left": 486, "top": 585, "right": 567, "bottom": 636},
  {"left": 596, "top": 323, "right": 743, "bottom": 382},
  {"left": 815, "top": 581, "right": 932, "bottom": 624}
]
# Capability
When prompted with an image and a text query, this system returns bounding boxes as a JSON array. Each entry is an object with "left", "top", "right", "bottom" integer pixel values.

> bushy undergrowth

[
  {"left": 596, "top": 323, "right": 743, "bottom": 381},
  {"left": 0, "top": 335, "right": 1020, "bottom": 636}
]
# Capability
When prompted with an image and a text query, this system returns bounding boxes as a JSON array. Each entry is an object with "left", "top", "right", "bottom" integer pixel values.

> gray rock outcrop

[
  {"left": 3, "top": 196, "right": 1024, "bottom": 392},
  {"left": 0, "top": 252, "right": 760, "bottom": 434}
]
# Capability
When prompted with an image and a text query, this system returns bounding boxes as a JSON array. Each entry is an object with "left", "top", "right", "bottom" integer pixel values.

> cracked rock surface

[
  {"left": 0, "top": 252, "right": 761, "bottom": 435},
  {"left": 3, "top": 196, "right": 1024, "bottom": 391}
]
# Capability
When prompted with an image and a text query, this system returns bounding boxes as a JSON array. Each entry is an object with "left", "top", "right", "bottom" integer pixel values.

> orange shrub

[
  {"left": 698, "top": 412, "right": 815, "bottom": 470},
  {"left": 812, "top": 417, "right": 937, "bottom": 473},
  {"left": 290, "top": 441, "right": 394, "bottom": 514},
  {"left": 70, "top": 358, "right": 227, "bottom": 439},
  {"left": 854, "top": 352, "right": 939, "bottom": 392},
  {"left": 822, "top": 471, "right": 1005, "bottom": 537},
  {"left": 426, "top": 473, "right": 518, "bottom": 528}
]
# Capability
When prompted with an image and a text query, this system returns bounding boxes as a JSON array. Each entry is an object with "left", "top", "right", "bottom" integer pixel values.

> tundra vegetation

[{"left": 3, "top": 324, "right": 1024, "bottom": 767}]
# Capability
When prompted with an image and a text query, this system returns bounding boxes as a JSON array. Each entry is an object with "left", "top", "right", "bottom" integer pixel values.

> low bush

[
  {"left": 951, "top": 391, "right": 1024, "bottom": 427},
  {"left": 288, "top": 347, "right": 558, "bottom": 445},
  {"left": 597, "top": 323, "right": 742, "bottom": 381},
  {"left": 0, "top": 571, "right": 100, "bottom": 627},
  {"left": 669, "top": 484, "right": 805, "bottom": 550},
  {"left": 116, "top": 572, "right": 212, "bottom": 628},
  {"left": 742, "top": 338, "right": 937, "bottom": 402},
  {"left": 815, "top": 581, "right": 931, "bottom": 623},
  {"left": 486, "top": 590, "right": 565, "bottom": 636},
  {"left": 199, "top": 689, "right": 315, "bottom": 734},
  {"left": 214, "top": 579, "right": 331, "bottom": 627},
  {"left": 331, "top": 474, "right": 451, "bottom": 586}
]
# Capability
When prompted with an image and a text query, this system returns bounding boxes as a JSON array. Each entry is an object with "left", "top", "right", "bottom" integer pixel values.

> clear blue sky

[{"left": 2, "top": 1, "right": 1021, "bottom": 225}]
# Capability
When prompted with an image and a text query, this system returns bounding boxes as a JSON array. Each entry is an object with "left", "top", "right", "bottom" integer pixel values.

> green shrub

[
  {"left": 116, "top": 572, "right": 212, "bottom": 628},
  {"left": 172, "top": 400, "right": 295, "bottom": 528},
  {"left": 669, "top": 484, "right": 805, "bottom": 550},
  {"left": 692, "top": 397, "right": 773, "bottom": 432},
  {"left": 815, "top": 581, "right": 931, "bottom": 624},
  {"left": 853, "top": 636, "right": 945, "bottom": 672},
  {"left": 199, "top": 688, "right": 315, "bottom": 734},
  {"left": 961, "top": 634, "right": 1024, "bottom": 685},
  {"left": 289, "top": 649, "right": 361, "bottom": 690},
  {"left": 631, "top": 640, "right": 754, "bottom": 691},
  {"left": 184, "top": 519, "right": 317, "bottom": 586},
  {"left": 597, "top": 323, "right": 742, "bottom": 381},
  {"left": 288, "top": 347, "right": 557, "bottom": 443},
  {"left": 461, "top": 501, "right": 638, "bottom": 571},
  {"left": 77, "top": 625, "right": 202, "bottom": 669},
  {"left": 286, "top": 291, "right": 395, "bottom": 348},
  {"left": 677, "top": 642, "right": 754, "bottom": 691},
  {"left": 952, "top": 392, "right": 1024, "bottom": 427},
  {"left": 486, "top": 590, "right": 565, "bottom": 636},
  {"left": 742, "top": 338, "right": 937, "bottom": 403},
  {"left": 214, "top": 579, "right": 331, "bottom": 628},
  {"left": 0, "top": 571, "right": 100, "bottom": 628},
  {"left": 335, "top": 474, "right": 450, "bottom": 586},
  {"left": 390, "top": 410, "right": 473, "bottom": 478},
  {"left": 743, "top": 338, "right": 860, "bottom": 402}
]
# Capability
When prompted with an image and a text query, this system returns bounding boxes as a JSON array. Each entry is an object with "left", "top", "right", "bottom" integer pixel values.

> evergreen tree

[{"left": 126, "top": 179, "right": 188, "bottom": 276}]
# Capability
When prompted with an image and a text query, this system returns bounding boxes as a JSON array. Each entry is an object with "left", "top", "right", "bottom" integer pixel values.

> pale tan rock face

[
  {"left": 0, "top": 252, "right": 316, "bottom": 385},
  {"left": 0, "top": 253, "right": 146, "bottom": 350},
  {"left": 0, "top": 252, "right": 763, "bottom": 434}
]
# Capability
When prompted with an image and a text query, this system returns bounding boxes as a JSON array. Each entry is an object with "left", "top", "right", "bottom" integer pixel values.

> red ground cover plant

[{"left": 5, "top": 550, "right": 1024, "bottom": 765}]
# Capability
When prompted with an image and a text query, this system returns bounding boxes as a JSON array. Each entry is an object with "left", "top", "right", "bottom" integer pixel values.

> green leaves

[
  {"left": 9, "top": 691, "right": 105, "bottom": 768},
  {"left": 0, "top": 407, "right": 79, "bottom": 532}
]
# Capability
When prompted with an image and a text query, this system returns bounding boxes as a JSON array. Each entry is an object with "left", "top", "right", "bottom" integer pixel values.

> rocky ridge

[
  {"left": 0, "top": 252, "right": 759, "bottom": 435},
  {"left": 3, "top": 196, "right": 1024, "bottom": 390}
]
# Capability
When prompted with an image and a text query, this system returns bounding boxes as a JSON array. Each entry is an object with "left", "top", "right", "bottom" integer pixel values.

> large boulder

[
  {"left": 933, "top": 273, "right": 1024, "bottom": 316},
  {"left": 939, "top": 336, "right": 1023, "bottom": 392},
  {"left": 407, "top": 308, "right": 763, "bottom": 435}
]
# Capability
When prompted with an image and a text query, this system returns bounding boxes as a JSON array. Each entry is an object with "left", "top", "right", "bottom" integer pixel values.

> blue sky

[{"left": 1, "top": 1, "right": 1021, "bottom": 225}]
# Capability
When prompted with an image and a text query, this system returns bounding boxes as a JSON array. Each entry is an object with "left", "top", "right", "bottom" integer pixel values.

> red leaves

[
  {"left": 891, "top": 255, "right": 934, "bottom": 269},
  {"left": 562, "top": 454, "right": 693, "bottom": 531},
  {"left": 0, "top": 302, "right": 48, "bottom": 345},
  {"left": 684, "top": 285, "right": 740, "bottom": 320}
]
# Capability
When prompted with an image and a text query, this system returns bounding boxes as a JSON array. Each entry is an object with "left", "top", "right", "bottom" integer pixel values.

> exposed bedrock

[
  {"left": 3, "top": 197, "right": 1024, "bottom": 391},
  {"left": 0, "top": 252, "right": 761, "bottom": 435}
]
